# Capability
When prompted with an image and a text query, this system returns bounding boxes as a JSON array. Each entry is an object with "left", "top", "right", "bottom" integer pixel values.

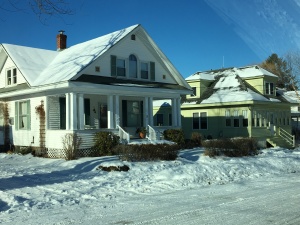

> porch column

[
  {"left": 177, "top": 98, "right": 181, "bottom": 127},
  {"left": 148, "top": 97, "right": 153, "bottom": 126},
  {"left": 172, "top": 98, "right": 178, "bottom": 127},
  {"left": 78, "top": 94, "right": 84, "bottom": 130},
  {"left": 107, "top": 95, "right": 114, "bottom": 129},
  {"left": 65, "top": 93, "right": 70, "bottom": 130},
  {"left": 114, "top": 95, "right": 120, "bottom": 128},
  {"left": 70, "top": 93, "right": 77, "bottom": 130},
  {"left": 144, "top": 97, "right": 149, "bottom": 127}
]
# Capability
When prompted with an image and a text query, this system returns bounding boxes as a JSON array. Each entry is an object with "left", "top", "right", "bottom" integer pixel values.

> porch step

[{"left": 266, "top": 136, "right": 294, "bottom": 149}]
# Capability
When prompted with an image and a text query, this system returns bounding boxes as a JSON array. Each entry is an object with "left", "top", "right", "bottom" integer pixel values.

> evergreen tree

[{"left": 260, "top": 53, "right": 297, "bottom": 91}]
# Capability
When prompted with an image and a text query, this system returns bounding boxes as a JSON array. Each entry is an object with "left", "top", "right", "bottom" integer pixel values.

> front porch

[{"left": 45, "top": 93, "right": 182, "bottom": 149}]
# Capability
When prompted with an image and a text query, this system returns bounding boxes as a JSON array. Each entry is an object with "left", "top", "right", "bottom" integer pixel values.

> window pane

[
  {"left": 169, "top": 114, "right": 172, "bottom": 126},
  {"left": 270, "top": 83, "right": 274, "bottom": 94},
  {"left": 117, "top": 59, "right": 126, "bottom": 76},
  {"left": 129, "top": 55, "right": 137, "bottom": 78},
  {"left": 13, "top": 68, "right": 17, "bottom": 84},
  {"left": 234, "top": 118, "right": 239, "bottom": 127},
  {"left": 157, "top": 114, "right": 163, "bottom": 126},
  {"left": 193, "top": 113, "right": 199, "bottom": 129},
  {"left": 200, "top": 112, "right": 207, "bottom": 129},
  {"left": 141, "top": 62, "right": 148, "bottom": 79},
  {"left": 265, "top": 83, "right": 269, "bottom": 94},
  {"left": 7, "top": 70, "right": 11, "bottom": 85}
]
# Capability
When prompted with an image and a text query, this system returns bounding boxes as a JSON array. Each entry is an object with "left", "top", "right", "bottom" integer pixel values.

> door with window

[{"left": 122, "top": 100, "right": 143, "bottom": 128}]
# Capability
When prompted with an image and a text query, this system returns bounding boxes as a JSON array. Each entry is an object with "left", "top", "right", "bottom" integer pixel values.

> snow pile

[{"left": 0, "top": 147, "right": 299, "bottom": 224}]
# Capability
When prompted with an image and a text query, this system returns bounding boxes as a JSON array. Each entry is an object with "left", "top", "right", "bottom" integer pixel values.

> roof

[
  {"left": 183, "top": 69, "right": 288, "bottom": 105},
  {"left": 1, "top": 24, "right": 139, "bottom": 87},
  {"left": 186, "top": 65, "right": 278, "bottom": 81}
]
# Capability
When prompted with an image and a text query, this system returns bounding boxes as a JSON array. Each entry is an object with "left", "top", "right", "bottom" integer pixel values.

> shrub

[
  {"left": 116, "top": 143, "right": 180, "bottom": 161},
  {"left": 203, "top": 137, "right": 258, "bottom": 157},
  {"left": 163, "top": 129, "right": 185, "bottom": 147},
  {"left": 93, "top": 131, "right": 119, "bottom": 156},
  {"left": 62, "top": 133, "right": 82, "bottom": 160},
  {"left": 187, "top": 132, "right": 202, "bottom": 148},
  {"left": 14, "top": 146, "right": 33, "bottom": 155}
]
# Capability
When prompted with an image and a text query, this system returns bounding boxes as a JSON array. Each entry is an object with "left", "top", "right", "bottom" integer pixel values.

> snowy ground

[{"left": 0, "top": 147, "right": 300, "bottom": 224}]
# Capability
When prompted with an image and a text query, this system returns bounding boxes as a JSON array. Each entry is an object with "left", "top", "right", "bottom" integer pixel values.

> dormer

[{"left": 185, "top": 72, "right": 215, "bottom": 99}]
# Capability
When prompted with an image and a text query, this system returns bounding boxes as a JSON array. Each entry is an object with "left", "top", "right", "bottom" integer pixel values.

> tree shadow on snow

[{"left": 0, "top": 156, "right": 117, "bottom": 191}]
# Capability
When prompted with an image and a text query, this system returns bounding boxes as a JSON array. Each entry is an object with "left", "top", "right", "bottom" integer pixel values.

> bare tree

[
  {"left": 0, "top": 0, "right": 73, "bottom": 23},
  {"left": 285, "top": 51, "right": 300, "bottom": 98}
]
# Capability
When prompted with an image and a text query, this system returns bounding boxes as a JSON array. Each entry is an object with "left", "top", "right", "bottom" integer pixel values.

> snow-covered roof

[
  {"left": 201, "top": 72, "right": 270, "bottom": 104},
  {"left": 279, "top": 90, "right": 300, "bottom": 104},
  {"left": 153, "top": 99, "right": 171, "bottom": 107},
  {"left": 1, "top": 24, "right": 139, "bottom": 87},
  {"left": 186, "top": 65, "right": 278, "bottom": 82},
  {"left": 1, "top": 44, "right": 58, "bottom": 85}
]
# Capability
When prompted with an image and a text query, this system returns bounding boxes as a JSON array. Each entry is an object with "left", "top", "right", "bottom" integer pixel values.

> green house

[{"left": 180, "top": 65, "right": 296, "bottom": 148}]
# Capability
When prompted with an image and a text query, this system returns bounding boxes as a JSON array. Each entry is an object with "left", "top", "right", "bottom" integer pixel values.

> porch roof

[{"left": 74, "top": 74, "right": 190, "bottom": 91}]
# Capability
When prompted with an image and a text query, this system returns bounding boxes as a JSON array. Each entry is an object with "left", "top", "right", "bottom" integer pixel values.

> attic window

[
  {"left": 162, "top": 74, "right": 166, "bottom": 79},
  {"left": 190, "top": 87, "right": 196, "bottom": 96},
  {"left": 95, "top": 66, "right": 100, "bottom": 72},
  {"left": 7, "top": 68, "right": 17, "bottom": 86},
  {"left": 131, "top": 34, "right": 136, "bottom": 40}
]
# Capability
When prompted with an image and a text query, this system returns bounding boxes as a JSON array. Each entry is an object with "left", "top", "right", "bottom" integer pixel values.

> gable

[
  {"left": 77, "top": 29, "right": 177, "bottom": 85},
  {"left": 0, "top": 47, "right": 30, "bottom": 90},
  {"left": 1, "top": 44, "right": 57, "bottom": 86}
]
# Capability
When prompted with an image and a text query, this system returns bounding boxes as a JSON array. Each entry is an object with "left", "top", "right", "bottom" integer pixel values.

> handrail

[
  {"left": 278, "top": 127, "right": 295, "bottom": 147},
  {"left": 147, "top": 125, "right": 157, "bottom": 141},
  {"left": 117, "top": 125, "right": 130, "bottom": 144}
]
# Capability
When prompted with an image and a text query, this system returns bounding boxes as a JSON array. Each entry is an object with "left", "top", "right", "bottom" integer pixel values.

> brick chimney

[{"left": 56, "top": 30, "right": 67, "bottom": 51}]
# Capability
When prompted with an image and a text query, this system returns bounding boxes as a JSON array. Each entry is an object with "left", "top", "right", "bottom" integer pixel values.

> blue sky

[{"left": 1, "top": 0, "right": 299, "bottom": 78}]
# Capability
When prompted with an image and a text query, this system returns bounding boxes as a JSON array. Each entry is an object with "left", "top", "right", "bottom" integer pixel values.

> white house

[{"left": 0, "top": 24, "right": 191, "bottom": 156}]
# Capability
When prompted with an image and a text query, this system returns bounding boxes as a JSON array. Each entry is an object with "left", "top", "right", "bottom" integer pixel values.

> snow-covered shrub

[
  {"left": 203, "top": 137, "right": 258, "bottom": 157},
  {"left": 92, "top": 131, "right": 119, "bottom": 156},
  {"left": 117, "top": 143, "right": 180, "bottom": 161},
  {"left": 62, "top": 133, "right": 82, "bottom": 160}
]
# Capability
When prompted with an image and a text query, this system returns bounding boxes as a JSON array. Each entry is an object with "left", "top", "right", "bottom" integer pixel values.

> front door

[
  {"left": 99, "top": 104, "right": 107, "bottom": 128},
  {"left": 122, "top": 100, "right": 143, "bottom": 128}
]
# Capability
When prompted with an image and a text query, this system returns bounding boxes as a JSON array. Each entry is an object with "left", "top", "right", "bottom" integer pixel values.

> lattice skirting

[{"left": 47, "top": 148, "right": 94, "bottom": 159}]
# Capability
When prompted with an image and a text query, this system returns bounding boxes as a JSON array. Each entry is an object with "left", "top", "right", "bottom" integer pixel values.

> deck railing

[{"left": 278, "top": 127, "right": 295, "bottom": 147}]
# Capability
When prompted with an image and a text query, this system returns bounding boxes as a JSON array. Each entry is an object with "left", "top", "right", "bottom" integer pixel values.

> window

[
  {"left": 156, "top": 114, "right": 163, "bottom": 126},
  {"left": 242, "top": 110, "right": 248, "bottom": 127},
  {"left": 6, "top": 68, "right": 17, "bottom": 86},
  {"left": 15, "top": 100, "right": 31, "bottom": 130},
  {"left": 190, "top": 87, "right": 196, "bottom": 97},
  {"left": 129, "top": 55, "right": 137, "bottom": 78},
  {"left": 193, "top": 112, "right": 207, "bottom": 130},
  {"left": 200, "top": 112, "right": 207, "bottom": 129},
  {"left": 95, "top": 66, "right": 100, "bottom": 72},
  {"left": 193, "top": 113, "right": 199, "bottom": 129},
  {"left": 141, "top": 62, "right": 149, "bottom": 79},
  {"left": 117, "top": 58, "right": 126, "bottom": 76},
  {"left": 265, "top": 82, "right": 274, "bottom": 95},
  {"left": 252, "top": 111, "right": 256, "bottom": 127},
  {"left": 7, "top": 70, "right": 11, "bottom": 85},
  {"left": 233, "top": 110, "right": 239, "bottom": 127},
  {"left": 131, "top": 34, "right": 136, "bottom": 40},
  {"left": 168, "top": 113, "right": 172, "bottom": 126},
  {"left": 225, "top": 110, "right": 231, "bottom": 127}
]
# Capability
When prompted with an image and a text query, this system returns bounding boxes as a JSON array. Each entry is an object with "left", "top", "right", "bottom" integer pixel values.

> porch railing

[
  {"left": 147, "top": 125, "right": 157, "bottom": 141},
  {"left": 117, "top": 125, "right": 130, "bottom": 144},
  {"left": 278, "top": 127, "right": 295, "bottom": 147}
]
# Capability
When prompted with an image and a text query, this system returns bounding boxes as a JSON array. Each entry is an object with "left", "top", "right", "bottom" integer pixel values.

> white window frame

[
  {"left": 140, "top": 61, "right": 149, "bottom": 80},
  {"left": 116, "top": 57, "right": 126, "bottom": 77},
  {"left": 16, "top": 100, "right": 31, "bottom": 130},
  {"left": 265, "top": 82, "right": 274, "bottom": 95},
  {"left": 6, "top": 67, "right": 17, "bottom": 86}
]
